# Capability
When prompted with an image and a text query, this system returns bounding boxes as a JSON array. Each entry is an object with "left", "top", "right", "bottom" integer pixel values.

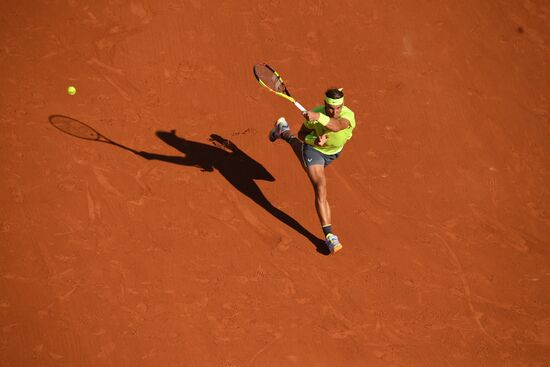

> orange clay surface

[{"left": 1, "top": 1, "right": 549, "bottom": 366}]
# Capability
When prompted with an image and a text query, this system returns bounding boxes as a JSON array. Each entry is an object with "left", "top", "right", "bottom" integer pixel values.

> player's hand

[
  {"left": 316, "top": 134, "right": 328, "bottom": 146},
  {"left": 303, "top": 111, "right": 320, "bottom": 121}
]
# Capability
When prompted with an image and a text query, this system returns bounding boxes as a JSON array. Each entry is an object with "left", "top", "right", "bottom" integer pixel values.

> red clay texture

[{"left": 1, "top": 1, "right": 549, "bottom": 366}]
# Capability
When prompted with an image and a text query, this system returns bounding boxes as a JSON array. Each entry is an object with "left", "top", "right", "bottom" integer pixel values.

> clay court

[{"left": 1, "top": 0, "right": 549, "bottom": 366}]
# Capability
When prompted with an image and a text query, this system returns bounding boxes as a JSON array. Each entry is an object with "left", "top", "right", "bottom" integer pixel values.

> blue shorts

[{"left": 301, "top": 143, "right": 341, "bottom": 167}]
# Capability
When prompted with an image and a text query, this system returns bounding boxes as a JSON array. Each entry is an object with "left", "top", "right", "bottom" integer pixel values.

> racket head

[
  {"left": 253, "top": 63, "right": 291, "bottom": 97},
  {"left": 49, "top": 115, "right": 102, "bottom": 141}
]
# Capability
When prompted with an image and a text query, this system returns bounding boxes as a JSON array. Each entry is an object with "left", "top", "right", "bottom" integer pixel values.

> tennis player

[{"left": 269, "top": 88, "right": 356, "bottom": 254}]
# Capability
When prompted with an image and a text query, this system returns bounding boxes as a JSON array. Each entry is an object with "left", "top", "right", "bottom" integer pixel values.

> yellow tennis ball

[{"left": 67, "top": 86, "right": 76, "bottom": 95}]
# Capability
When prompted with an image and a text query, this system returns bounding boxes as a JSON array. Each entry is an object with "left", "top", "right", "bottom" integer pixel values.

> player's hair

[{"left": 325, "top": 88, "right": 344, "bottom": 99}]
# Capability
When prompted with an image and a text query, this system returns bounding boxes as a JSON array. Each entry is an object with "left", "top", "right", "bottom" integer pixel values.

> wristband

[
  {"left": 304, "top": 135, "right": 316, "bottom": 146},
  {"left": 317, "top": 113, "right": 330, "bottom": 126}
]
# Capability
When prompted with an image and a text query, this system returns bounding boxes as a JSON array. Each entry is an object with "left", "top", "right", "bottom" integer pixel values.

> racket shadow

[
  {"left": 48, "top": 114, "right": 139, "bottom": 155},
  {"left": 139, "top": 130, "right": 328, "bottom": 255}
]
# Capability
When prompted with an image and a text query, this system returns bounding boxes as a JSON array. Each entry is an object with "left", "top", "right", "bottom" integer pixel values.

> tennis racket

[
  {"left": 49, "top": 114, "right": 139, "bottom": 155},
  {"left": 253, "top": 63, "right": 307, "bottom": 113}
]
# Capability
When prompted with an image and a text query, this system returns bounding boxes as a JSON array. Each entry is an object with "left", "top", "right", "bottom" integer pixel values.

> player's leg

[
  {"left": 286, "top": 136, "right": 307, "bottom": 169},
  {"left": 269, "top": 117, "right": 307, "bottom": 169},
  {"left": 305, "top": 157, "right": 342, "bottom": 254},
  {"left": 306, "top": 164, "right": 331, "bottom": 226}
]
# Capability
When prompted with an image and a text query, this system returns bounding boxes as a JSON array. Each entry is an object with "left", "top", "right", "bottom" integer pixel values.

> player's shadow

[{"left": 138, "top": 130, "right": 329, "bottom": 255}]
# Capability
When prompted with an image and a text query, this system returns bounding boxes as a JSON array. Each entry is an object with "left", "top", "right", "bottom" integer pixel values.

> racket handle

[{"left": 294, "top": 101, "right": 307, "bottom": 113}]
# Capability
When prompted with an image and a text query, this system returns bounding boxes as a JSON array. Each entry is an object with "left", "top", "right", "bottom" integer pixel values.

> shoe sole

[{"left": 331, "top": 244, "right": 343, "bottom": 254}]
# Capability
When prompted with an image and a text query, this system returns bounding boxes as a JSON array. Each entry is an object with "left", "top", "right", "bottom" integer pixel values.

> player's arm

[
  {"left": 303, "top": 111, "right": 350, "bottom": 132},
  {"left": 323, "top": 117, "right": 350, "bottom": 132},
  {"left": 298, "top": 124, "right": 329, "bottom": 146}
]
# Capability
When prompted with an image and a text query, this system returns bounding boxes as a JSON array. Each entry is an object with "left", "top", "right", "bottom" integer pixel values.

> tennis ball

[{"left": 67, "top": 86, "right": 76, "bottom": 95}]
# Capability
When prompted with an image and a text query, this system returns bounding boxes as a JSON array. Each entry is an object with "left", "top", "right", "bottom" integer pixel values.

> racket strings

[
  {"left": 254, "top": 64, "right": 286, "bottom": 93},
  {"left": 50, "top": 116, "right": 101, "bottom": 140}
]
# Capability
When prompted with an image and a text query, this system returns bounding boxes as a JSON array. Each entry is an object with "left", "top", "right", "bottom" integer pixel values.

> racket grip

[{"left": 294, "top": 101, "right": 307, "bottom": 113}]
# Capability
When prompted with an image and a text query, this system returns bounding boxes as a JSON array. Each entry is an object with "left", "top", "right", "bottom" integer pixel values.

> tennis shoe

[
  {"left": 269, "top": 117, "right": 290, "bottom": 142},
  {"left": 325, "top": 233, "right": 343, "bottom": 254}
]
